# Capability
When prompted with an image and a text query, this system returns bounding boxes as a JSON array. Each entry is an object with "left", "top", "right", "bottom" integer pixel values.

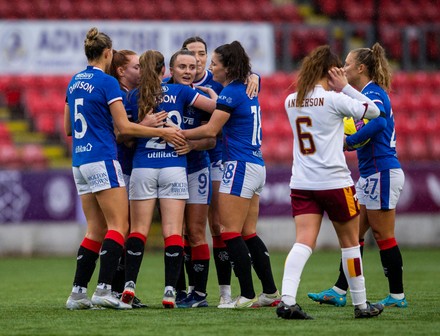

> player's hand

[
  {"left": 328, "top": 67, "right": 348, "bottom": 92},
  {"left": 160, "top": 127, "right": 186, "bottom": 147},
  {"left": 174, "top": 140, "right": 192, "bottom": 155},
  {"left": 245, "top": 73, "right": 259, "bottom": 98},
  {"left": 139, "top": 110, "right": 167, "bottom": 127}
]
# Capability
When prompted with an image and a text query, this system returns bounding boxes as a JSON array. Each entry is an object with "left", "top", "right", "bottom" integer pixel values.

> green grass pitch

[{"left": 1, "top": 248, "right": 439, "bottom": 335}]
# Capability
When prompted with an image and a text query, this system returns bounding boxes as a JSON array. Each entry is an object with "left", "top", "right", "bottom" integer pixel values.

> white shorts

[
  {"left": 210, "top": 159, "right": 224, "bottom": 182},
  {"left": 123, "top": 173, "right": 131, "bottom": 197},
  {"left": 356, "top": 168, "right": 405, "bottom": 210},
  {"left": 187, "top": 167, "right": 211, "bottom": 205},
  {"left": 219, "top": 161, "right": 265, "bottom": 199},
  {"left": 73, "top": 160, "right": 125, "bottom": 195},
  {"left": 129, "top": 167, "right": 189, "bottom": 200}
]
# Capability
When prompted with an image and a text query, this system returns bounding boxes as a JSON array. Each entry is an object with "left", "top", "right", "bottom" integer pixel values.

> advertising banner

[{"left": 0, "top": 20, "right": 275, "bottom": 76}]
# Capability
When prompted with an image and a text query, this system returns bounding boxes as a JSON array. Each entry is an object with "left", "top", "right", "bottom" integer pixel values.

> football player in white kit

[
  {"left": 277, "top": 45, "right": 383, "bottom": 320},
  {"left": 308, "top": 43, "right": 407, "bottom": 309}
]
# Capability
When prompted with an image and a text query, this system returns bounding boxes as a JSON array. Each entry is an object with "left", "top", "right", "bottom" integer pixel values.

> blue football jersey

[
  {"left": 194, "top": 70, "right": 224, "bottom": 163},
  {"left": 66, "top": 66, "right": 122, "bottom": 167},
  {"left": 356, "top": 82, "right": 401, "bottom": 177},
  {"left": 117, "top": 87, "right": 138, "bottom": 175},
  {"left": 131, "top": 83, "right": 199, "bottom": 169},
  {"left": 185, "top": 86, "right": 211, "bottom": 174},
  {"left": 217, "top": 81, "right": 264, "bottom": 166}
]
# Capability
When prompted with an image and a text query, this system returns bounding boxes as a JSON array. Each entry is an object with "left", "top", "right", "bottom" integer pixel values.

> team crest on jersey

[
  {"left": 75, "top": 73, "right": 93, "bottom": 80},
  {"left": 162, "top": 85, "right": 169, "bottom": 92}
]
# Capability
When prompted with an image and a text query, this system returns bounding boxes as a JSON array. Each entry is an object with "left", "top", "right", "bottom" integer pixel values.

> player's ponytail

[
  {"left": 138, "top": 50, "right": 164, "bottom": 121},
  {"left": 353, "top": 43, "right": 391, "bottom": 92}
]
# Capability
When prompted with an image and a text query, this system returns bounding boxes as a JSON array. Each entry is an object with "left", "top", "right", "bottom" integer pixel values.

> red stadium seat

[
  {"left": 21, "top": 144, "right": 48, "bottom": 169},
  {"left": 0, "top": 144, "right": 22, "bottom": 169}
]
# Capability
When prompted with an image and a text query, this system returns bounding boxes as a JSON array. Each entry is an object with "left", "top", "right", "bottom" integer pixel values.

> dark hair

[
  {"left": 296, "top": 45, "right": 342, "bottom": 106},
  {"left": 214, "top": 41, "right": 251, "bottom": 83},
  {"left": 351, "top": 42, "right": 392, "bottom": 92},
  {"left": 84, "top": 27, "right": 112, "bottom": 61},
  {"left": 182, "top": 36, "right": 207, "bottom": 52}
]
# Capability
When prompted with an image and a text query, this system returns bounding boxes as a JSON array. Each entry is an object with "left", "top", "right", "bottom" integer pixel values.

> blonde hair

[
  {"left": 137, "top": 50, "right": 164, "bottom": 121},
  {"left": 84, "top": 27, "right": 112, "bottom": 61},
  {"left": 295, "top": 45, "right": 342, "bottom": 106},
  {"left": 351, "top": 42, "right": 392, "bottom": 92}
]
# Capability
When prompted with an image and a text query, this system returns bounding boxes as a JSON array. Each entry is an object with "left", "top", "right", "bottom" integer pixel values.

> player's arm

[
  {"left": 328, "top": 67, "right": 380, "bottom": 120},
  {"left": 182, "top": 108, "right": 230, "bottom": 140},
  {"left": 192, "top": 93, "right": 217, "bottom": 114},
  {"left": 110, "top": 100, "right": 186, "bottom": 146},
  {"left": 346, "top": 116, "right": 387, "bottom": 147},
  {"left": 64, "top": 103, "right": 72, "bottom": 136}
]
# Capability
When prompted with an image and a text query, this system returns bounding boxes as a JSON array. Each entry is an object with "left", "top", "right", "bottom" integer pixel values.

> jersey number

[
  {"left": 74, "top": 98, "right": 87, "bottom": 139},
  {"left": 296, "top": 116, "right": 316, "bottom": 155},
  {"left": 145, "top": 110, "right": 182, "bottom": 149},
  {"left": 251, "top": 105, "right": 262, "bottom": 146}
]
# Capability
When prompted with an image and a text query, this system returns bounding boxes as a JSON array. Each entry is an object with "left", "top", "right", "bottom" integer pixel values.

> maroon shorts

[{"left": 290, "top": 186, "right": 360, "bottom": 222}]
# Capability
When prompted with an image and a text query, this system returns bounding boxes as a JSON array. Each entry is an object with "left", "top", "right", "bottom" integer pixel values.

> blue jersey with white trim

[
  {"left": 185, "top": 86, "right": 211, "bottom": 174},
  {"left": 217, "top": 81, "right": 264, "bottom": 166},
  {"left": 117, "top": 87, "right": 138, "bottom": 175},
  {"left": 66, "top": 66, "right": 122, "bottom": 167},
  {"left": 194, "top": 70, "right": 224, "bottom": 163},
  {"left": 131, "top": 83, "right": 199, "bottom": 169},
  {"left": 355, "top": 81, "right": 401, "bottom": 177}
]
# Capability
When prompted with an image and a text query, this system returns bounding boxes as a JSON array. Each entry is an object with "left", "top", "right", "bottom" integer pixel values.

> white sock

[
  {"left": 332, "top": 286, "right": 347, "bottom": 295},
  {"left": 390, "top": 293, "right": 405, "bottom": 300},
  {"left": 281, "top": 243, "right": 313, "bottom": 305},
  {"left": 341, "top": 245, "right": 366, "bottom": 307},
  {"left": 72, "top": 286, "right": 87, "bottom": 294},
  {"left": 219, "top": 285, "right": 231, "bottom": 298}
]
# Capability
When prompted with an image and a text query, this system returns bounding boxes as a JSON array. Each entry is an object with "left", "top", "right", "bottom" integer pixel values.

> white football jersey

[{"left": 285, "top": 85, "right": 369, "bottom": 190}]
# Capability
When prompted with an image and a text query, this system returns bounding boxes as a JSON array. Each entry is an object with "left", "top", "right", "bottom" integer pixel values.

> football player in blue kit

[
  {"left": 182, "top": 41, "right": 280, "bottom": 309},
  {"left": 308, "top": 43, "right": 407, "bottom": 309},
  {"left": 65, "top": 28, "right": 185, "bottom": 310},
  {"left": 109, "top": 49, "right": 166, "bottom": 308},
  {"left": 181, "top": 36, "right": 262, "bottom": 306},
  {"left": 164, "top": 49, "right": 218, "bottom": 308},
  {"left": 120, "top": 50, "right": 216, "bottom": 308}
]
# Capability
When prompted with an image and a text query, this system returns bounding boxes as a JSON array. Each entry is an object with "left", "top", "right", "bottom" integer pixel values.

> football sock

[
  {"left": 341, "top": 245, "right": 366, "bottom": 307},
  {"left": 183, "top": 236, "right": 195, "bottom": 288},
  {"left": 244, "top": 233, "right": 277, "bottom": 294},
  {"left": 124, "top": 232, "right": 147, "bottom": 287},
  {"left": 175, "top": 262, "right": 186, "bottom": 292},
  {"left": 97, "top": 230, "right": 125, "bottom": 286},
  {"left": 111, "top": 250, "right": 125, "bottom": 294},
  {"left": 281, "top": 243, "right": 312, "bottom": 305},
  {"left": 72, "top": 237, "right": 101, "bottom": 289},
  {"left": 334, "top": 239, "right": 364, "bottom": 291},
  {"left": 222, "top": 232, "right": 255, "bottom": 299},
  {"left": 191, "top": 244, "right": 210, "bottom": 294},
  {"left": 164, "top": 235, "right": 184, "bottom": 288},
  {"left": 212, "top": 235, "right": 232, "bottom": 286},
  {"left": 377, "top": 237, "right": 404, "bottom": 294}
]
